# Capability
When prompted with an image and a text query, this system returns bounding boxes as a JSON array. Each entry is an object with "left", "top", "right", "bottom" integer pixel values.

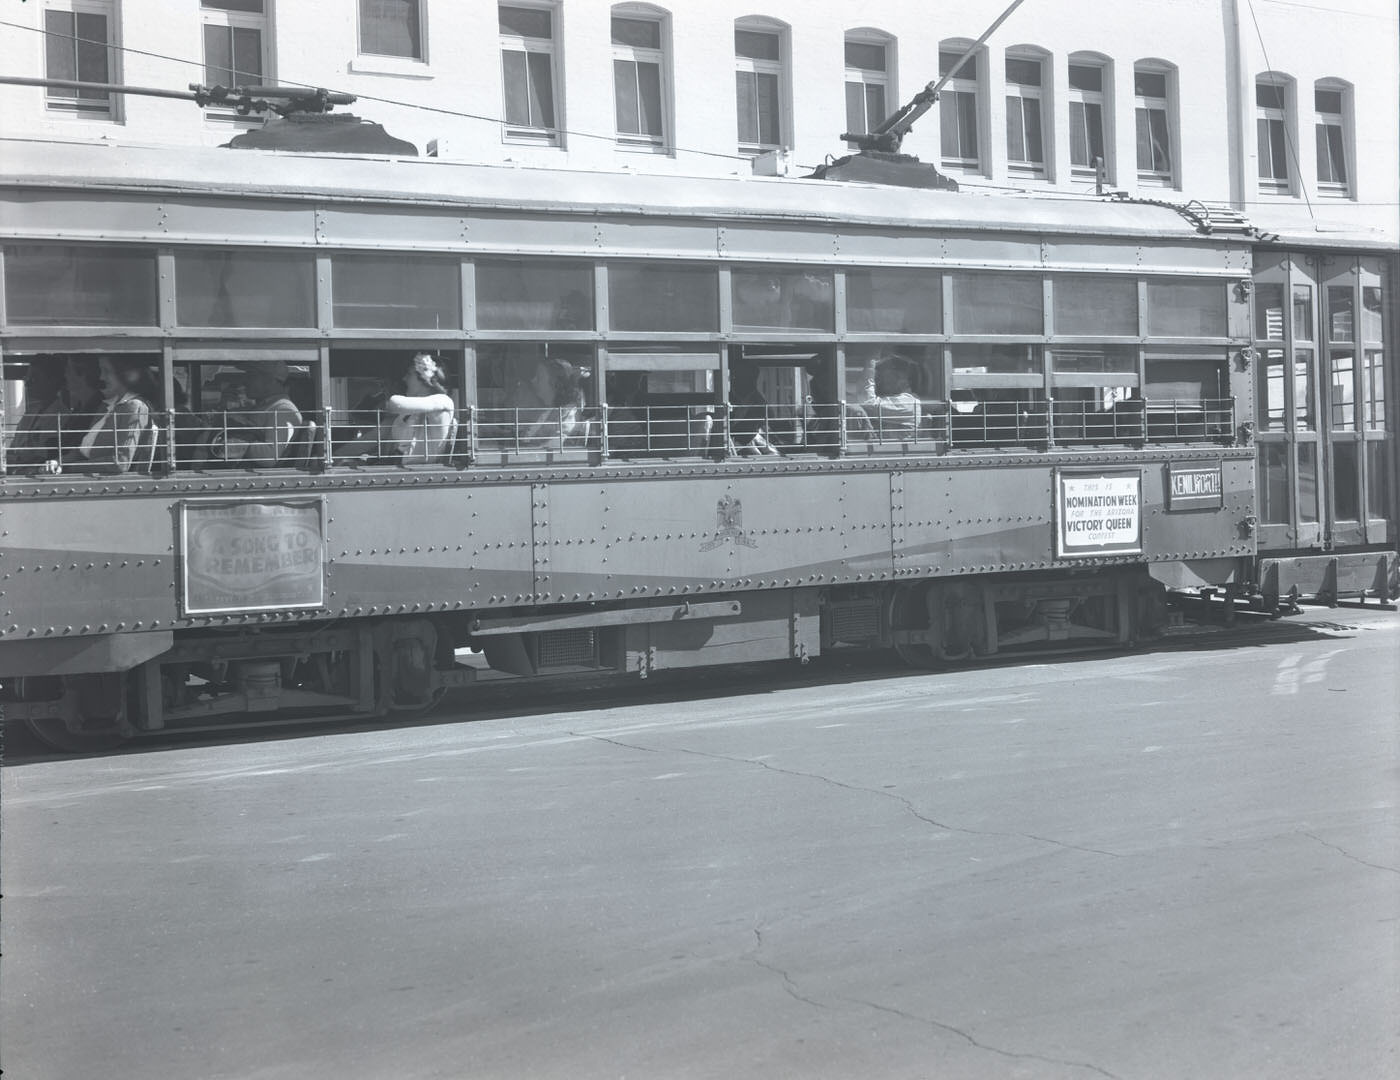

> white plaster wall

[{"left": 0, "top": 0, "right": 1394, "bottom": 241}]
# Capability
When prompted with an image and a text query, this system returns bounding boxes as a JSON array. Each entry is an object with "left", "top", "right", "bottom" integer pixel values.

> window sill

[
  {"left": 1136, "top": 174, "right": 1177, "bottom": 190},
  {"left": 1317, "top": 184, "right": 1353, "bottom": 200},
  {"left": 347, "top": 56, "right": 433, "bottom": 80},
  {"left": 617, "top": 138, "right": 670, "bottom": 155},
  {"left": 503, "top": 128, "right": 562, "bottom": 148}
]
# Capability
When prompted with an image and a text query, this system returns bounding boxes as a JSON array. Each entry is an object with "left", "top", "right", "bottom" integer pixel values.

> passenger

[
  {"left": 513, "top": 356, "right": 586, "bottom": 446},
  {"left": 67, "top": 357, "right": 155, "bottom": 474},
  {"left": 210, "top": 361, "right": 302, "bottom": 464},
  {"left": 727, "top": 365, "right": 780, "bottom": 456},
  {"left": 7, "top": 357, "right": 67, "bottom": 463},
  {"left": 170, "top": 378, "right": 216, "bottom": 467},
  {"left": 57, "top": 356, "right": 105, "bottom": 454},
  {"left": 339, "top": 353, "right": 455, "bottom": 464},
  {"left": 849, "top": 353, "right": 920, "bottom": 440}
]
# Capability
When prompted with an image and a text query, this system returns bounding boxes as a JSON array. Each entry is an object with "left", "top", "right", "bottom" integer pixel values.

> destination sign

[
  {"left": 1167, "top": 463, "right": 1224, "bottom": 509},
  {"left": 1056, "top": 471, "right": 1143, "bottom": 558},
  {"left": 181, "top": 498, "right": 325, "bottom": 615}
]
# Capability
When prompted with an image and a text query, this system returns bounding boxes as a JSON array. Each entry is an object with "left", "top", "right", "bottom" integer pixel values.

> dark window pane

[
  {"left": 1332, "top": 440, "right": 1360, "bottom": 520},
  {"left": 204, "top": 25, "right": 234, "bottom": 84},
  {"left": 75, "top": 12, "right": 110, "bottom": 82},
  {"left": 360, "top": 0, "right": 421, "bottom": 58},
  {"left": 4, "top": 245, "right": 158, "bottom": 326},
  {"left": 1054, "top": 276, "right": 1137, "bottom": 335},
  {"left": 1315, "top": 88, "right": 1343, "bottom": 113},
  {"left": 1261, "top": 442, "right": 1290, "bottom": 524},
  {"left": 203, "top": 0, "right": 265, "bottom": 11},
  {"left": 527, "top": 51, "right": 555, "bottom": 128},
  {"left": 1068, "top": 64, "right": 1101, "bottom": 91},
  {"left": 232, "top": 27, "right": 262, "bottom": 81},
  {"left": 611, "top": 16, "right": 660, "bottom": 49},
  {"left": 1330, "top": 349, "right": 1356, "bottom": 428},
  {"left": 499, "top": 5, "right": 551, "bottom": 38},
  {"left": 609, "top": 265, "right": 718, "bottom": 332},
  {"left": 176, "top": 251, "right": 315, "bottom": 327},
  {"left": 1022, "top": 97, "right": 1042, "bottom": 162},
  {"left": 1367, "top": 441, "right": 1389, "bottom": 517},
  {"left": 1070, "top": 101, "right": 1103, "bottom": 167},
  {"left": 476, "top": 260, "right": 592, "bottom": 330},
  {"left": 45, "top": 11, "right": 78, "bottom": 83},
  {"left": 1145, "top": 280, "right": 1227, "bottom": 336},
  {"left": 1361, "top": 287, "right": 1383, "bottom": 341},
  {"left": 615, "top": 59, "right": 640, "bottom": 133},
  {"left": 846, "top": 269, "right": 942, "bottom": 333},
  {"left": 942, "top": 90, "right": 978, "bottom": 160},
  {"left": 735, "top": 29, "right": 780, "bottom": 61},
  {"left": 950, "top": 273, "right": 1041, "bottom": 334},
  {"left": 1256, "top": 82, "right": 1286, "bottom": 109},
  {"left": 1006, "top": 96, "right": 1024, "bottom": 160},
  {"left": 845, "top": 82, "right": 865, "bottom": 135},
  {"left": 1134, "top": 70, "right": 1166, "bottom": 98},
  {"left": 1005, "top": 58, "right": 1041, "bottom": 85},
  {"left": 502, "top": 50, "right": 531, "bottom": 125},
  {"left": 637, "top": 61, "right": 663, "bottom": 136},
  {"left": 845, "top": 42, "right": 885, "bottom": 71},
  {"left": 1298, "top": 443, "right": 1319, "bottom": 522},
  {"left": 755, "top": 71, "right": 780, "bottom": 145},
  {"left": 332, "top": 255, "right": 460, "bottom": 329},
  {"left": 732, "top": 268, "right": 833, "bottom": 331},
  {"left": 1295, "top": 349, "right": 1315, "bottom": 430},
  {"left": 939, "top": 49, "right": 976, "bottom": 79},
  {"left": 865, "top": 84, "right": 885, "bottom": 127},
  {"left": 1052, "top": 347, "right": 1136, "bottom": 373},
  {"left": 736, "top": 71, "right": 757, "bottom": 144},
  {"left": 1293, "top": 284, "right": 1313, "bottom": 342}
]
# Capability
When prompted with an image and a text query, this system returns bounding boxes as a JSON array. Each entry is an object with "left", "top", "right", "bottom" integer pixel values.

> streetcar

[{"left": 0, "top": 134, "right": 1393, "bottom": 750}]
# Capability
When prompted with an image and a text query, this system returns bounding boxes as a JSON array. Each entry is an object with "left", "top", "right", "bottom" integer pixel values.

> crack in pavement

[
  {"left": 1302, "top": 831, "right": 1400, "bottom": 875},
  {"left": 576, "top": 732, "right": 1122, "bottom": 858},
  {"left": 746, "top": 928, "right": 1121, "bottom": 1079}
]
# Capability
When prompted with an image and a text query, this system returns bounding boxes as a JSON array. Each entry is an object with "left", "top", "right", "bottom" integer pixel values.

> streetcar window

[
  {"left": 1255, "top": 282, "right": 1285, "bottom": 341},
  {"left": 948, "top": 273, "right": 1042, "bottom": 334},
  {"left": 604, "top": 351, "right": 718, "bottom": 458},
  {"left": 951, "top": 344, "right": 1042, "bottom": 377},
  {"left": 3, "top": 245, "right": 157, "bottom": 326},
  {"left": 1143, "top": 279, "right": 1226, "bottom": 337},
  {"left": 1258, "top": 349, "right": 1286, "bottom": 430},
  {"left": 475, "top": 343, "right": 596, "bottom": 455},
  {"left": 845, "top": 269, "right": 942, "bottom": 334},
  {"left": 608, "top": 264, "right": 719, "bottom": 332},
  {"left": 1052, "top": 276, "right": 1137, "bottom": 335},
  {"left": 1050, "top": 347, "right": 1136, "bottom": 376},
  {"left": 1360, "top": 285, "right": 1384, "bottom": 342},
  {"left": 731, "top": 268, "right": 834, "bottom": 332},
  {"left": 175, "top": 250, "right": 315, "bottom": 327},
  {"left": 475, "top": 260, "right": 593, "bottom": 331},
  {"left": 331, "top": 255, "right": 460, "bottom": 330},
  {"left": 843, "top": 345, "right": 943, "bottom": 444}
]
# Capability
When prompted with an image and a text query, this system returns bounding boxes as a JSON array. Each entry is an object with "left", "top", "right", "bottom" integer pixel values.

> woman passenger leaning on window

[{"left": 62, "top": 357, "right": 156, "bottom": 474}]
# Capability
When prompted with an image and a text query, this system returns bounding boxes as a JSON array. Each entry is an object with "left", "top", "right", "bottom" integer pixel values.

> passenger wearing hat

[{"left": 212, "top": 360, "right": 302, "bottom": 464}]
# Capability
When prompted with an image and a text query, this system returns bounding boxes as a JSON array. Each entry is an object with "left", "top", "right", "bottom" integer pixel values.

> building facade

[{"left": 1, "top": 0, "right": 1396, "bottom": 245}]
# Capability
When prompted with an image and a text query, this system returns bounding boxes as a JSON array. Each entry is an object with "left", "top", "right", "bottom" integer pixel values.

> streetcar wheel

[
  {"left": 21, "top": 673, "right": 130, "bottom": 753},
  {"left": 887, "top": 585, "right": 939, "bottom": 669}
]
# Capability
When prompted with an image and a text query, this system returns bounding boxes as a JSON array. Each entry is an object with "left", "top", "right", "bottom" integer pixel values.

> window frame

[
  {"left": 1314, "top": 80, "right": 1352, "bottom": 197},
  {"left": 843, "top": 31, "right": 893, "bottom": 148},
  {"left": 1133, "top": 62, "right": 1176, "bottom": 187},
  {"left": 938, "top": 42, "right": 983, "bottom": 175},
  {"left": 356, "top": 0, "right": 426, "bottom": 64},
  {"left": 499, "top": 3, "right": 562, "bottom": 145},
  {"left": 1004, "top": 51, "right": 1048, "bottom": 179},
  {"left": 200, "top": 1, "right": 271, "bottom": 124},
  {"left": 1067, "top": 56, "right": 1109, "bottom": 180},
  {"left": 610, "top": 8, "right": 670, "bottom": 152},
  {"left": 41, "top": 0, "right": 119, "bottom": 120},
  {"left": 1255, "top": 73, "right": 1294, "bottom": 194},
  {"left": 734, "top": 21, "right": 788, "bottom": 155}
]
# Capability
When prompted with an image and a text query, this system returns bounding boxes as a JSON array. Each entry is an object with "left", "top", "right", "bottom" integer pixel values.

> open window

[
  {"left": 603, "top": 347, "right": 718, "bottom": 457},
  {"left": 475, "top": 342, "right": 597, "bottom": 461}
]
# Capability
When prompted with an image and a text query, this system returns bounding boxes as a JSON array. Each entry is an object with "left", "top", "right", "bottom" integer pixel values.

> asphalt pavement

[{"left": 2, "top": 605, "right": 1397, "bottom": 1079}]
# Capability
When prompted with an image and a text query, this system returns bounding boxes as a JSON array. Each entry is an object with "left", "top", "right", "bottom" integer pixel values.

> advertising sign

[
  {"left": 1056, "top": 470, "right": 1142, "bottom": 558},
  {"left": 1167, "top": 463, "right": 1224, "bottom": 510},
  {"left": 181, "top": 498, "right": 325, "bottom": 615}
]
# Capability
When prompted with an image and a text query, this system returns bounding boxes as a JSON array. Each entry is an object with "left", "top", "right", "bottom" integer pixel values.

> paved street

[{"left": 3, "top": 608, "right": 1397, "bottom": 1080}]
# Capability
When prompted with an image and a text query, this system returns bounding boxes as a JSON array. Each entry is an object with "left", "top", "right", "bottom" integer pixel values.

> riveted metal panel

[
  {"left": 1141, "top": 455, "right": 1257, "bottom": 562},
  {"left": 315, "top": 205, "right": 470, "bottom": 249},
  {"left": 592, "top": 220, "right": 723, "bottom": 260},
  {"left": 710, "top": 222, "right": 842, "bottom": 262},
  {"left": 463, "top": 213, "right": 606, "bottom": 256},
  {"left": 1, "top": 191, "right": 319, "bottom": 246}
]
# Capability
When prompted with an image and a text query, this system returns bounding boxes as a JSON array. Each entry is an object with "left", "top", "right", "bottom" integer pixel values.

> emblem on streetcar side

[{"left": 700, "top": 495, "right": 758, "bottom": 551}]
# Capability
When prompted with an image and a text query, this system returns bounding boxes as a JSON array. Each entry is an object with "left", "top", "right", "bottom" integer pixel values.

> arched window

[
  {"left": 844, "top": 29, "right": 895, "bottom": 145},
  {"left": 938, "top": 39, "right": 983, "bottom": 173},
  {"left": 1134, "top": 60, "right": 1176, "bottom": 186},
  {"left": 1005, "top": 45, "right": 1051, "bottom": 178},
  {"left": 734, "top": 16, "right": 790, "bottom": 153},
  {"left": 1314, "top": 78, "right": 1352, "bottom": 196},
  {"left": 1068, "top": 51, "right": 1112, "bottom": 180},
  {"left": 1256, "top": 72, "right": 1296, "bottom": 193},
  {"left": 611, "top": 4, "right": 671, "bottom": 151}
]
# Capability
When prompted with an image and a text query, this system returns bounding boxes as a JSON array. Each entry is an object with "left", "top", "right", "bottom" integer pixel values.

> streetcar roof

[{"left": 1, "top": 136, "right": 1242, "bottom": 245}]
